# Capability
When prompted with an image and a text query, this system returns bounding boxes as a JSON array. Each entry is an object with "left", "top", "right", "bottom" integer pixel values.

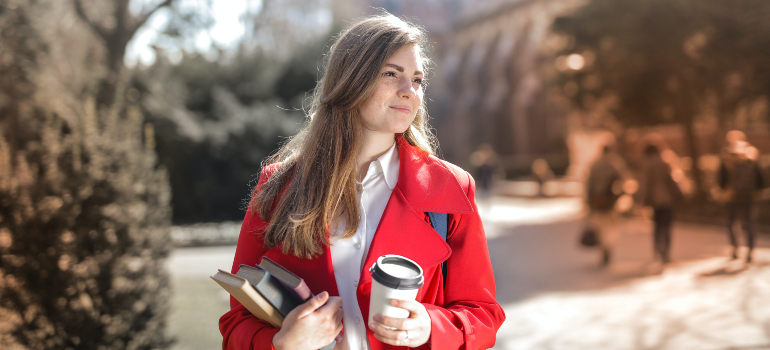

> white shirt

[{"left": 330, "top": 141, "right": 399, "bottom": 350}]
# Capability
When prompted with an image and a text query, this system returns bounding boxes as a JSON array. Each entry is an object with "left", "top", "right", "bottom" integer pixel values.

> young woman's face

[{"left": 358, "top": 44, "right": 424, "bottom": 136}]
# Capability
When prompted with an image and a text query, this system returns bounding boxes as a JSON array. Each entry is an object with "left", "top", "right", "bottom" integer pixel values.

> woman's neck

[{"left": 357, "top": 132, "right": 396, "bottom": 182}]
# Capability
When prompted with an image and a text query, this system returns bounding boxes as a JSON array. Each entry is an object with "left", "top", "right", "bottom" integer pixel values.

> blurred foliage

[
  {"left": 131, "top": 41, "right": 325, "bottom": 224},
  {"left": 0, "top": 0, "right": 331, "bottom": 348},
  {"left": 121, "top": 0, "right": 332, "bottom": 225},
  {"left": 0, "top": 0, "right": 172, "bottom": 349},
  {"left": 243, "top": 0, "right": 333, "bottom": 60},
  {"left": 71, "top": 0, "right": 182, "bottom": 107},
  {"left": 549, "top": 0, "right": 770, "bottom": 195}
]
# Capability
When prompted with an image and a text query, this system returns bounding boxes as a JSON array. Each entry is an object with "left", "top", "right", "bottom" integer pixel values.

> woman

[{"left": 219, "top": 14, "right": 505, "bottom": 350}]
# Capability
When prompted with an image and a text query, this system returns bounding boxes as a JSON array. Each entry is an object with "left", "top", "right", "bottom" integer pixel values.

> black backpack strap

[{"left": 427, "top": 212, "right": 449, "bottom": 286}]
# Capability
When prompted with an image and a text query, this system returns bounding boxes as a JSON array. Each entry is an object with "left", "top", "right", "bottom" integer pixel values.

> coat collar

[{"left": 393, "top": 134, "right": 473, "bottom": 214}]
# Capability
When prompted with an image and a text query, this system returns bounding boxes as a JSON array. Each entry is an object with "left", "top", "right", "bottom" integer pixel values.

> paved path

[
  {"left": 482, "top": 197, "right": 770, "bottom": 350},
  {"left": 165, "top": 245, "right": 236, "bottom": 350},
  {"left": 166, "top": 196, "right": 770, "bottom": 350}
]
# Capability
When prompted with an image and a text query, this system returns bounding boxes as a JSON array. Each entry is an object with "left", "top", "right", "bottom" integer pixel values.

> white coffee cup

[{"left": 368, "top": 255, "right": 424, "bottom": 328}]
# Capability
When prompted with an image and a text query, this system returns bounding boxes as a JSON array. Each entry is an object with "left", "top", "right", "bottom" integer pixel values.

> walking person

[
  {"left": 469, "top": 143, "right": 500, "bottom": 199},
  {"left": 586, "top": 145, "right": 626, "bottom": 267},
  {"left": 718, "top": 130, "right": 764, "bottom": 263},
  {"left": 531, "top": 158, "right": 554, "bottom": 198},
  {"left": 637, "top": 144, "right": 682, "bottom": 264},
  {"left": 219, "top": 14, "right": 505, "bottom": 350}
]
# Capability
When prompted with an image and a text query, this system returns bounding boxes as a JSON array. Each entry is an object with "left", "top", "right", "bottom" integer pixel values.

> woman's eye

[
  {"left": 413, "top": 78, "right": 423, "bottom": 85},
  {"left": 383, "top": 71, "right": 397, "bottom": 77}
]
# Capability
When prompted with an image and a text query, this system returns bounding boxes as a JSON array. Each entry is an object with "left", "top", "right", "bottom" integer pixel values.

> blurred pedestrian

[
  {"left": 586, "top": 145, "right": 626, "bottom": 267},
  {"left": 469, "top": 143, "right": 500, "bottom": 198},
  {"left": 718, "top": 130, "right": 764, "bottom": 263},
  {"left": 531, "top": 158, "right": 554, "bottom": 197},
  {"left": 637, "top": 144, "right": 683, "bottom": 264}
]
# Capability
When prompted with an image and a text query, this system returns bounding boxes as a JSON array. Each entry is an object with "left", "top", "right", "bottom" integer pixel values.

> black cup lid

[{"left": 369, "top": 255, "right": 424, "bottom": 290}]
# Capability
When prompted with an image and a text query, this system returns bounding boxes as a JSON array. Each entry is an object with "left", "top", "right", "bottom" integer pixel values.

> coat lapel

[
  {"left": 393, "top": 136, "right": 474, "bottom": 215},
  {"left": 356, "top": 135, "right": 474, "bottom": 333}
]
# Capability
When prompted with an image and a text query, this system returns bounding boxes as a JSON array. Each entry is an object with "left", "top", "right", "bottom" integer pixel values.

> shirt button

[
  {"left": 356, "top": 244, "right": 361, "bottom": 249},
  {"left": 355, "top": 317, "right": 361, "bottom": 324}
]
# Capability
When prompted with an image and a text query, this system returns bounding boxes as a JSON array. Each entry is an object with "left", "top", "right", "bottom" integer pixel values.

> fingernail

[
  {"left": 368, "top": 322, "right": 375, "bottom": 330},
  {"left": 373, "top": 315, "right": 381, "bottom": 322},
  {"left": 391, "top": 299, "right": 399, "bottom": 306}
]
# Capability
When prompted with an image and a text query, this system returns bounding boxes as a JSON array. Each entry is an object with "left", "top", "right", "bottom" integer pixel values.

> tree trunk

[
  {"left": 683, "top": 113, "right": 706, "bottom": 200},
  {"left": 97, "top": 37, "right": 127, "bottom": 107}
]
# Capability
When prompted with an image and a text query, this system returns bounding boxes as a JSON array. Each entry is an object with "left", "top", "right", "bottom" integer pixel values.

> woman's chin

[{"left": 395, "top": 121, "right": 415, "bottom": 134}]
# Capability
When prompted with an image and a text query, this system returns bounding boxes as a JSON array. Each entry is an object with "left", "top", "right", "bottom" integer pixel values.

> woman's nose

[{"left": 398, "top": 77, "right": 416, "bottom": 99}]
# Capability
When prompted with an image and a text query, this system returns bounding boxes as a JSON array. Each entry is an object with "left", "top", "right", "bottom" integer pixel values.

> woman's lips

[{"left": 390, "top": 105, "right": 411, "bottom": 114}]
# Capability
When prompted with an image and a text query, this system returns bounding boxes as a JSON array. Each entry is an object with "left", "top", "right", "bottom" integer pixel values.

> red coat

[{"left": 219, "top": 136, "right": 505, "bottom": 349}]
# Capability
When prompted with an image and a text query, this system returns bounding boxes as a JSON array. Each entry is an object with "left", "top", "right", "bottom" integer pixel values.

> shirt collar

[{"left": 376, "top": 140, "right": 399, "bottom": 190}]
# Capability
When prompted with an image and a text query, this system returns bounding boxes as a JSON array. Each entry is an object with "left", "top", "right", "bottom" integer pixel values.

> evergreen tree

[
  {"left": 132, "top": 36, "right": 323, "bottom": 224},
  {"left": 0, "top": 1, "right": 172, "bottom": 348}
]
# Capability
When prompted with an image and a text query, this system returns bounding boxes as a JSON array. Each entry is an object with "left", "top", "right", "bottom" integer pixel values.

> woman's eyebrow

[{"left": 385, "top": 63, "right": 423, "bottom": 76}]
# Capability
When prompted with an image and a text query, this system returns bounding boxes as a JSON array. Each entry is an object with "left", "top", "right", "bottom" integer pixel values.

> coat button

[{"left": 355, "top": 317, "right": 361, "bottom": 324}]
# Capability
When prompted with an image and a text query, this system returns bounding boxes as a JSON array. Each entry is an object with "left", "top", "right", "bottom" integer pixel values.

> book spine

[
  {"left": 254, "top": 272, "right": 302, "bottom": 317},
  {"left": 210, "top": 272, "right": 283, "bottom": 328},
  {"left": 277, "top": 279, "right": 313, "bottom": 303}
]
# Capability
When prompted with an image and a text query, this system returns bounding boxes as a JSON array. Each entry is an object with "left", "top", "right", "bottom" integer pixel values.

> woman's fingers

[
  {"left": 372, "top": 314, "right": 415, "bottom": 330},
  {"left": 295, "top": 291, "right": 329, "bottom": 318},
  {"left": 317, "top": 296, "right": 343, "bottom": 316},
  {"left": 369, "top": 300, "right": 432, "bottom": 347},
  {"left": 370, "top": 299, "right": 424, "bottom": 329},
  {"left": 369, "top": 322, "right": 409, "bottom": 342},
  {"left": 390, "top": 298, "right": 421, "bottom": 315},
  {"left": 272, "top": 291, "right": 346, "bottom": 349},
  {"left": 330, "top": 306, "right": 344, "bottom": 336},
  {"left": 334, "top": 320, "right": 344, "bottom": 335}
]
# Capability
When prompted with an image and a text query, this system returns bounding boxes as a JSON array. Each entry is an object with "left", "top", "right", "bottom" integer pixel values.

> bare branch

[
  {"left": 130, "top": 0, "right": 175, "bottom": 37},
  {"left": 72, "top": 0, "right": 110, "bottom": 42}
]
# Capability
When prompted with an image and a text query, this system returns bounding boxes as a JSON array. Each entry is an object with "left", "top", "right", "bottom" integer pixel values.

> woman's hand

[
  {"left": 272, "top": 291, "right": 343, "bottom": 350},
  {"left": 368, "top": 299, "right": 432, "bottom": 347}
]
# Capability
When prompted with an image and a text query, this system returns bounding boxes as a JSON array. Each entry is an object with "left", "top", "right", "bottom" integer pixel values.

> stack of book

[{"left": 212, "top": 257, "right": 315, "bottom": 328}]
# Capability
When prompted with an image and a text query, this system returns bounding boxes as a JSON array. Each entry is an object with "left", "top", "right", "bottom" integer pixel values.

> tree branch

[
  {"left": 131, "top": 0, "right": 175, "bottom": 37},
  {"left": 72, "top": 0, "right": 110, "bottom": 42}
]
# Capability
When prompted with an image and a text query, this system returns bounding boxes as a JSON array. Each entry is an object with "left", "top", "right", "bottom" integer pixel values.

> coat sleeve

[
  {"left": 219, "top": 167, "right": 280, "bottom": 350},
  {"left": 424, "top": 170, "right": 505, "bottom": 350}
]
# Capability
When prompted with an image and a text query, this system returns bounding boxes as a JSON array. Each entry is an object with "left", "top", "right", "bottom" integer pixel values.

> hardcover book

[
  {"left": 214, "top": 264, "right": 337, "bottom": 350},
  {"left": 258, "top": 257, "right": 314, "bottom": 302},
  {"left": 210, "top": 269, "right": 283, "bottom": 327},
  {"left": 237, "top": 264, "right": 302, "bottom": 317}
]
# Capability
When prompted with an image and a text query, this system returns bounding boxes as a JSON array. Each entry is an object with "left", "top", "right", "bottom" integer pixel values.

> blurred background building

[{"left": 338, "top": 0, "right": 580, "bottom": 179}]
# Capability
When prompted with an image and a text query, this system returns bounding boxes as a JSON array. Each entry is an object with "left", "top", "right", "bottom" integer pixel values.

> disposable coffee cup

[{"left": 368, "top": 255, "right": 424, "bottom": 329}]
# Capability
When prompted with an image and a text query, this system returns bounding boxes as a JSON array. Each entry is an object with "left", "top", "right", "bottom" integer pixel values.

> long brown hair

[{"left": 251, "top": 14, "right": 437, "bottom": 259}]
